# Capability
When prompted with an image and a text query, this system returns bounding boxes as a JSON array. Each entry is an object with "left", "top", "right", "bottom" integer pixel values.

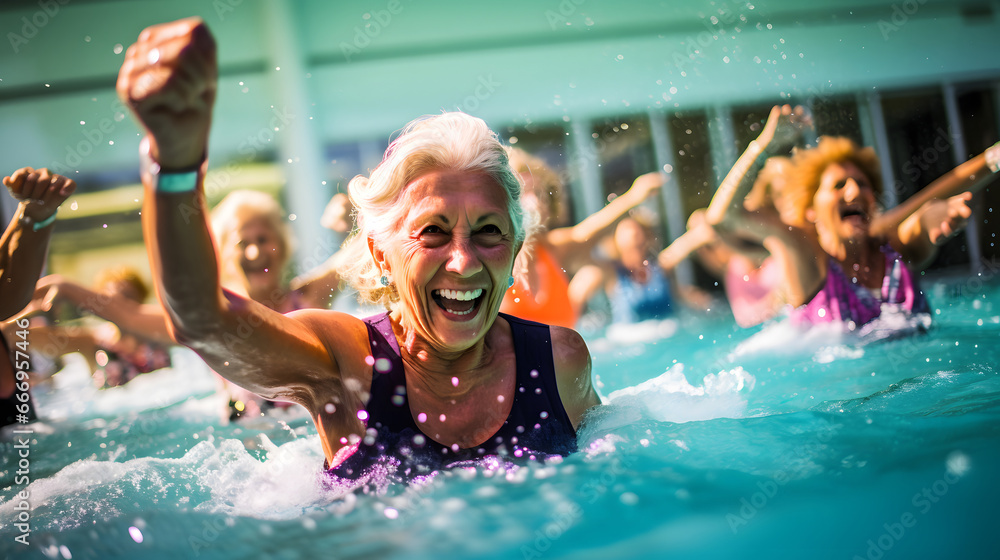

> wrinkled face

[
  {"left": 380, "top": 169, "right": 517, "bottom": 352},
  {"left": 233, "top": 216, "right": 286, "bottom": 293},
  {"left": 813, "top": 161, "right": 877, "bottom": 245}
]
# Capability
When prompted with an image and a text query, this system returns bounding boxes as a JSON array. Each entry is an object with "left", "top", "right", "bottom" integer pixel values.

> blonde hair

[
  {"left": 94, "top": 266, "right": 149, "bottom": 303},
  {"left": 210, "top": 190, "right": 292, "bottom": 292},
  {"left": 339, "top": 112, "right": 527, "bottom": 309},
  {"left": 506, "top": 147, "right": 570, "bottom": 229},
  {"left": 785, "top": 136, "right": 883, "bottom": 227}
]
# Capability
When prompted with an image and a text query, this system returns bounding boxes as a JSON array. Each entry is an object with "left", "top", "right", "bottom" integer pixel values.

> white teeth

[
  {"left": 434, "top": 288, "right": 483, "bottom": 301},
  {"left": 443, "top": 307, "right": 474, "bottom": 316}
]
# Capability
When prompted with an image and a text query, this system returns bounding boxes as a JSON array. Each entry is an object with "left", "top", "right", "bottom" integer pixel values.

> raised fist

[
  {"left": 116, "top": 17, "right": 217, "bottom": 170},
  {"left": 3, "top": 167, "right": 76, "bottom": 223}
]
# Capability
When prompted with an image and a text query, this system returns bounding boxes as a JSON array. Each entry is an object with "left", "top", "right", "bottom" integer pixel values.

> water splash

[{"left": 580, "top": 364, "right": 756, "bottom": 449}]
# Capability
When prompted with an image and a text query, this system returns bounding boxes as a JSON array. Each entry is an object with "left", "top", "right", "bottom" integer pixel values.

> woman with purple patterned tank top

[{"left": 779, "top": 136, "right": 987, "bottom": 331}]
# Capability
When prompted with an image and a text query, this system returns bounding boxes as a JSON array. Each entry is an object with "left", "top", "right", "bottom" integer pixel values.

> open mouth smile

[
  {"left": 431, "top": 288, "right": 485, "bottom": 317},
  {"left": 839, "top": 206, "right": 868, "bottom": 223}
]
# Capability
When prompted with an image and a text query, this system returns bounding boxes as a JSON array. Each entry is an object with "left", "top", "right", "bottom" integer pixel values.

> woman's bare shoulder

[
  {"left": 285, "top": 310, "right": 373, "bottom": 362},
  {"left": 548, "top": 325, "right": 599, "bottom": 427}
]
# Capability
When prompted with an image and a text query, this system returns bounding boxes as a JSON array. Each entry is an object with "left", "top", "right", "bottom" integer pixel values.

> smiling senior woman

[{"left": 117, "top": 18, "right": 600, "bottom": 477}]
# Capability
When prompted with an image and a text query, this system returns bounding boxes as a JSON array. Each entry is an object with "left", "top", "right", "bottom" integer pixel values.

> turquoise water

[{"left": 2, "top": 274, "right": 999, "bottom": 559}]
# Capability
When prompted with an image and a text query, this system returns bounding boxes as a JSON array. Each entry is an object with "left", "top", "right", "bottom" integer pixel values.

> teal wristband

[
  {"left": 139, "top": 137, "right": 204, "bottom": 193},
  {"left": 20, "top": 211, "right": 58, "bottom": 231},
  {"left": 153, "top": 165, "right": 200, "bottom": 193},
  {"left": 32, "top": 211, "right": 57, "bottom": 231}
]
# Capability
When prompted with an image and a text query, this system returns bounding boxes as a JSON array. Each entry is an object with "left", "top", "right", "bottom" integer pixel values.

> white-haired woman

[{"left": 117, "top": 18, "right": 600, "bottom": 476}]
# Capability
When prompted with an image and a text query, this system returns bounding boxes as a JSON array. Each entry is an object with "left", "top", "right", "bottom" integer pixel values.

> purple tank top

[
  {"left": 792, "top": 245, "right": 930, "bottom": 327},
  {"left": 326, "top": 312, "right": 578, "bottom": 479}
]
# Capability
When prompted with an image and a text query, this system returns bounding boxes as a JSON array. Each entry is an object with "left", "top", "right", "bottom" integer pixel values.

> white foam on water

[
  {"left": 604, "top": 318, "right": 679, "bottom": 345},
  {"left": 813, "top": 345, "right": 866, "bottom": 364},
  {"left": 35, "top": 348, "right": 218, "bottom": 422},
  {"left": 580, "top": 364, "right": 756, "bottom": 446},
  {"left": 734, "top": 305, "right": 933, "bottom": 361},
  {"left": 0, "top": 434, "right": 353, "bottom": 530},
  {"left": 190, "top": 435, "right": 338, "bottom": 519},
  {"left": 853, "top": 306, "right": 932, "bottom": 343},
  {"left": 731, "top": 320, "right": 847, "bottom": 359}
]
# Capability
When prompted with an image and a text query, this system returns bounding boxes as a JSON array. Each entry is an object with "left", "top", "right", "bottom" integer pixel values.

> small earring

[
  {"left": 507, "top": 276, "right": 515, "bottom": 288},
  {"left": 380, "top": 273, "right": 393, "bottom": 287}
]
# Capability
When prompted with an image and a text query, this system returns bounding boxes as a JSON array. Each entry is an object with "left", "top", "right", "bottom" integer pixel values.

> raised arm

[
  {"left": 1, "top": 168, "right": 76, "bottom": 320},
  {"left": 705, "top": 104, "right": 811, "bottom": 227},
  {"left": 547, "top": 171, "right": 663, "bottom": 263},
  {"left": 658, "top": 209, "right": 722, "bottom": 273},
  {"left": 871, "top": 142, "right": 999, "bottom": 238},
  {"left": 721, "top": 207, "right": 824, "bottom": 308},
  {"left": 116, "top": 18, "right": 344, "bottom": 408},
  {"left": 286, "top": 192, "right": 355, "bottom": 309}
]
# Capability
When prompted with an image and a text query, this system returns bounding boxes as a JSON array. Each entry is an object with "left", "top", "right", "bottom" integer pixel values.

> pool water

[{"left": 2, "top": 274, "right": 999, "bottom": 559}]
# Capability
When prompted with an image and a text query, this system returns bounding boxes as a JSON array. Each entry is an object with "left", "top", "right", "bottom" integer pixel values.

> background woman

[{"left": 501, "top": 147, "right": 664, "bottom": 327}]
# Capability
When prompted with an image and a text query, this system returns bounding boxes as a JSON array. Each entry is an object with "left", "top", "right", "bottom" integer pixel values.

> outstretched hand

[
  {"left": 29, "top": 274, "right": 65, "bottom": 313},
  {"left": 625, "top": 171, "right": 666, "bottom": 203},
  {"left": 116, "top": 17, "right": 218, "bottom": 170},
  {"left": 925, "top": 192, "right": 973, "bottom": 245},
  {"left": 3, "top": 167, "right": 76, "bottom": 223},
  {"left": 758, "top": 104, "right": 812, "bottom": 152}
]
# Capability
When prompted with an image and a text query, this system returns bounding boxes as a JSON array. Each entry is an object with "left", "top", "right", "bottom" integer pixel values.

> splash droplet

[{"left": 128, "top": 526, "right": 143, "bottom": 543}]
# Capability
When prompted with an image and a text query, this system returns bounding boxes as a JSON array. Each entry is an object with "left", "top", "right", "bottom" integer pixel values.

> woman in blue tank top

[
  {"left": 606, "top": 217, "right": 674, "bottom": 324},
  {"left": 116, "top": 18, "right": 602, "bottom": 479}
]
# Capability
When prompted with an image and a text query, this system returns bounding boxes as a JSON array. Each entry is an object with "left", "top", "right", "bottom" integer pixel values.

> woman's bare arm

[
  {"left": 24, "top": 275, "right": 174, "bottom": 345},
  {"left": 0, "top": 168, "right": 76, "bottom": 320},
  {"left": 723, "top": 210, "right": 824, "bottom": 308},
  {"left": 891, "top": 192, "right": 973, "bottom": 269},
  {"left": 872, "top": 143, "right": 998, "bottom": 239},
  {"left": 704, "top": 105, "right": 811, "bottom": 227},
  {"left": 290, "top": 192, "right": 355, "bottom": 309},
  {"left": 117, "top": 18, "right": 347, "bottom": 410},
  {"left": 290, "top": 251, "right": 345, "bottom": 309},
  {"left": 658, "top": 217, "right": 721, "bottom": 273},
  {"left": 546, "top": 171, "right": 664, "bottom": 264},
  {"left": 551, "top": 326, "right": 601, "bottom": 429}
]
